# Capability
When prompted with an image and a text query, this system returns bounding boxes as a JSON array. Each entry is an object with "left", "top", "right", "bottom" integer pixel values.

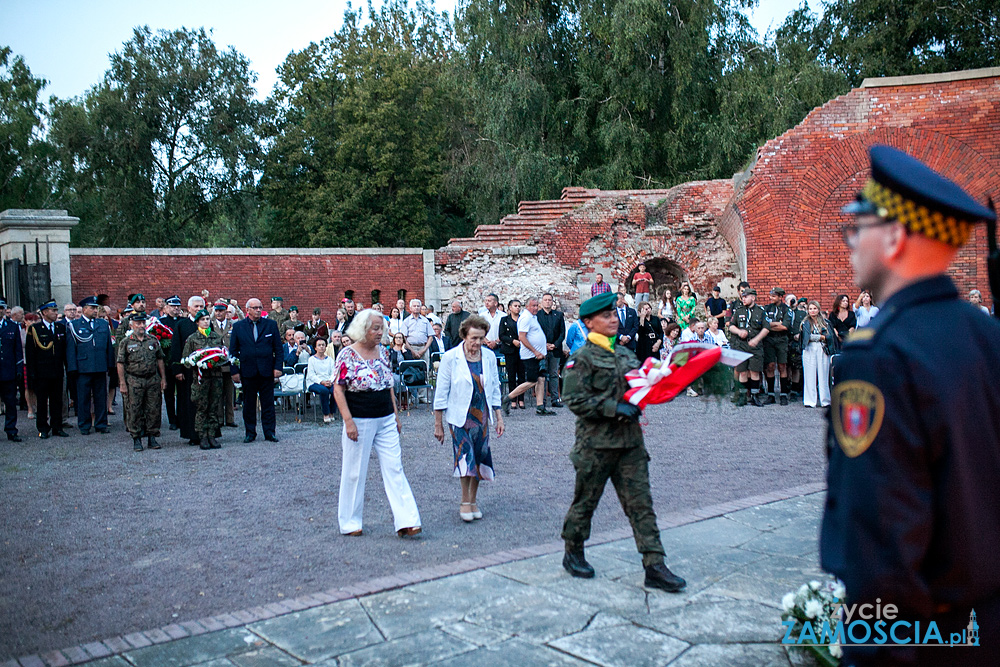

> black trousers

[
  {"left": 175, "top": 372, "right": 197, "bottom": 441},
  {"left": 504, "top": 353, "right": 525, "bottom": 395},
  {"left": 0, "top": 379, "right": 18, "bottom": 436},
  {"left": 163, "top": 373, "right": 178, "bottom": 426},
  {"left": 76, "top": 372, "right": 108, "bottom": 431},
  {"left": 241, "top": 374, "right": 276, "bottom": 438},
  {"left": 34, "top": 376, "right": 64, "bottom": 434}
]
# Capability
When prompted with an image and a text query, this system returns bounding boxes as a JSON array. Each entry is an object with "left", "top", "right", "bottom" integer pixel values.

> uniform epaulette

[{"left": 845, "top": 328, "right": 876, "bottom": 347}]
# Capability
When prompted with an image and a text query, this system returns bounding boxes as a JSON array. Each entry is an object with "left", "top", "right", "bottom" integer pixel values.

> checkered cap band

[{"left": 862, "top": 180, "right": 971, "bottom": 247}]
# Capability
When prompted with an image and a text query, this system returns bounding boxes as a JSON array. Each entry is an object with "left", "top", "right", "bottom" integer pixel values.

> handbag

[{"left": 402, "top": 365, "right": 426, "bottom": 386}]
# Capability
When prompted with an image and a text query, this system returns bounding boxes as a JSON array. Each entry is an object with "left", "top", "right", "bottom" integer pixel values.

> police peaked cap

[
  {"left": 166, "top": 296, "right": 182, "bottom": 306},
  {"left": 213, "top": 300, "right": 228, "bottom": 310},
  {"left": 130, "top": 312, "right": 148, "bottom": 322},
  {"left": 0, "top": 299, "right": 7, "bottom": 309},
  {"left": 39, "top": 300, "right": 58, "bottom": 311},
  {"left": 579, "top": 292, "right": 617, "bottom": 319},
  {"left": 843, "top": 145, "right": 996, "bottom": 247},
  {"left": 78, "top": 296, "right": 99, "bottom": 307}
]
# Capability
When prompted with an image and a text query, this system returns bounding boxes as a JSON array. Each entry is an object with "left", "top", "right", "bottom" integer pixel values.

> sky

[{"left": 1, "top": 0, "right": 809, "bottom": 102}]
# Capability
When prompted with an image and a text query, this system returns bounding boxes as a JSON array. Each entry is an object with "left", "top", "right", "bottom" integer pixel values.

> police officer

[
  {"left": 66, "top": 295, "right": 116, "bottom": 435},
  {"left": 560, "top": 291, "right": 686, "bottom": 592},
  {"left": 821, "top": 145, "right": 1000, "bottom": 666},
  {"left": 26, "top": 300, "right": 69, "bottom": 439},
  {"left": 181, "top": 309, "right": 225, "bottom": 450},
  {"left": 762, "top": 287, "right": 793, "bottom": 405},
  {"left": 159, "top": 295, "right": 183, "bottom": 430},
  {"left": 727, "top": 288, "right": 769, "bottom": 406},
  {"left": 116, "top": 312, "right": 167, "bottom": 451},
  {"left": 0, "top": 299, "right": 24, "bottom": 441}
]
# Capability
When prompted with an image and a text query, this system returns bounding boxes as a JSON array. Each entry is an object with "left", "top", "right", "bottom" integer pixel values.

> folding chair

[
  {"left": 398, "top": 359, "right": 432, "bottom": 408},
  {"left": 274, "top": 366, "right": 303, "bottom": 421},
  {"left": 429, "top": 351, "right": 443, "bottom": 385}
]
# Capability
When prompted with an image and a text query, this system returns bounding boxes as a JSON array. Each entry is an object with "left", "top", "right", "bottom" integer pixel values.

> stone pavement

[{"left": 8, "top": 483, "right": 830, "bottom": 667}]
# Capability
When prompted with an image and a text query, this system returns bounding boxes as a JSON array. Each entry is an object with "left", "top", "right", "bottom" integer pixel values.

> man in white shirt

[
  {"left": 402, "top": 299, "right": 435, "bottom": 402},
  {"left": 502, "top": 297, "right": 556, "bottom": 416},
  {"left": 478, "top": 293, "right": 504, "bottom": 351}
]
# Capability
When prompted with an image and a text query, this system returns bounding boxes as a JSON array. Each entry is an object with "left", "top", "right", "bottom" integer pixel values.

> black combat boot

[
  {"left": 563, "top": 547, "right": 596, "bottom": 578},
  {"left": 133, "top": 437, "right": 143, "bottom": 451},
  {"left": 147, "top": 436, "right": 161, "bottom": 450},
  {"left": 751, "top": 392, "right": 766, "bottom": 407},
  {"left": 736, "top": 392, "right": 748, "bottom": 407},
  {"left": 209, "top": 435, "right": 221, "bottom": 449},
  {"left": 199, "top": 435, "right": 211, "bottom": 450},
  {"left": 644, "top": 563, "right": 686, "bottom": 592}
]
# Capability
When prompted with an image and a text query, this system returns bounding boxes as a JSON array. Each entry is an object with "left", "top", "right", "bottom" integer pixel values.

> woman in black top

[
  {"left": 829, "top": 294, "right": 856, "bottom": 349},
  {"left": 635, "top": 301, "right": 664, "bottom": 362},
  {"left": 497, "top": 299, "right": 525, "bottom": 409}
]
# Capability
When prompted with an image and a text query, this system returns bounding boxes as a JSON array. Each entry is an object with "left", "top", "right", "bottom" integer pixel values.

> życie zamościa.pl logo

[{"left": 783, "top": 597, "right": 981, "bottom": 650}]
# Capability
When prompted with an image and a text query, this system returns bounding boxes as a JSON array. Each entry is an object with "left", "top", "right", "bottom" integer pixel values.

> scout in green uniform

[
  {"left": 727, "top": 288, "right": 770, "bottom": 406},
  {"left": 181, "top": 309, "right": 225, "bottom": 450},
  {"left": 560, "top": 291, "right": 686, "bottom": 592},
  {"left": 116, "top": 312, "right": 167, "bottom": 451},
  {"left": 761, "top": 287, "right": 793, "bottom": 405}
]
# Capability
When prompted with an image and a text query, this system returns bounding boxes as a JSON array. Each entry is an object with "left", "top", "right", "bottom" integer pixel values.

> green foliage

[{"left": 0, "top": 47, "right": 52, "bottom": 211}]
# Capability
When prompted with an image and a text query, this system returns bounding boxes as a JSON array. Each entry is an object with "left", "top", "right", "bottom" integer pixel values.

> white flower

[
  {"left": 798, "top": 584, "right": 810, "bottom": 597},
  {"left": 809, "top": 580, "right": 821, "bottom": 591},
  {"left": 782, "top": 592, "right": 796, "bottom": 612},
  {"left": 829, "top": 644, "right": 842, "bottom": 658},
  {"left": 805, "top": 599, "right": 824, "bottom": 619},
  {"left": 833, "top": 581, "right": 846, "bottom": 600}
]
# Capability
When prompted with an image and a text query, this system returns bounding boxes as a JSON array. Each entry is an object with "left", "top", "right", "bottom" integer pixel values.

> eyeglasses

[
  {"left": 841, "top": 218, "right": 899, "bottom": 249},
  {"left": 247, "top": 306, "right": 262, "bottom": 310}
]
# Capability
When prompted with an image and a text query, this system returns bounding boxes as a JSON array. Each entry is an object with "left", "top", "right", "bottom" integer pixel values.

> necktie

[{"left": 253, "top": 322, "right": 258, "bottom": 340}]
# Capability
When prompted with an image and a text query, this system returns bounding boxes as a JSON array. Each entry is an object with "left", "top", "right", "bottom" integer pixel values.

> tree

[
  {"left": 49, "top": 27, "right": 264, "bottom": 246},
  {"left": 262, "top": 0, "right": 468, "bottom": 248},
  {"left": 0, "top": 46, "right": 52, "bottom": 211}
]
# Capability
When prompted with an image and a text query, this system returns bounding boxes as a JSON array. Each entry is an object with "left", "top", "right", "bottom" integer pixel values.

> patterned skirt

[{"left": 450, "top": 373, "right": 495, "bottom": 480}]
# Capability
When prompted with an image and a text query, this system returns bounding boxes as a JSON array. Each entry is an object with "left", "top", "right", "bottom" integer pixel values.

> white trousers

[
  {"left": 338, "top": 413, "right": 421, "bottom": 534},
  {"left": 802, "top": 342, "right": 831, "bottom": 408}
]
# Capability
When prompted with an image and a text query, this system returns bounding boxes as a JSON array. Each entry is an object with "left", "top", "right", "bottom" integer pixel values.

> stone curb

[{"left": 12, "top": 481, "right": 826, "bottom": 666}]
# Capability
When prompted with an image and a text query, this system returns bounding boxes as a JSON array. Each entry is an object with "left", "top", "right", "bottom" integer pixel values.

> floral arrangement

[
  {"left": 781, "top": 578, "right": 846, "bottom": 665},
  {"left": 124, "top": 316, "right": 174, "bottom": 354},
  {"left": 624, "top": 342, "right": 751, "bottom": 407},
  {"left": 181, "top": 346, "right": 237, "bottom": 381}
]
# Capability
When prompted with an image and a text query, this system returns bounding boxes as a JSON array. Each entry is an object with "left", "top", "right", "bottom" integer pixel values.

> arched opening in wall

[{"left": 626, "top": 258, "right": 687, "bottom": 301}]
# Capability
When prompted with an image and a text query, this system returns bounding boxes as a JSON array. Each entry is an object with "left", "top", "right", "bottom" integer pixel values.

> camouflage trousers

[
  {"left": 192, "top": 374, "right": 223, "bottom": 438},
  {"left": 562, "top": 445, "right": 665, "bottom": 567},
  {"left": 125, "top": 374, "right": 162, "bottom": 438}
]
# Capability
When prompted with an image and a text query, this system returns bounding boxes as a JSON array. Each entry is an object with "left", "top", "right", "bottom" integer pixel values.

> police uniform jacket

[
  {"left": 229, "top": 317, "right": 283, "bottom": 378},
  {"left": 820, "top": 275, "right": 1000, "bottom": 618},
  {"left": 25, "top": 320, "right": 66, "bottom": 383},
  {"left": 0, "top": 318, "right": 24, "bottom": 382},
  {"left": 66, "top": 316, "right": 115, "bottom": 374},
  {"left": 563, "top": 339, "right": 643, "bottom": 450}
]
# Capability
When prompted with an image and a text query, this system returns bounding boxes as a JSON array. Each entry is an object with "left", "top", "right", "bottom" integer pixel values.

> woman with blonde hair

[{"left": 800, "top": 300, "right": 835, "bottom": 408}]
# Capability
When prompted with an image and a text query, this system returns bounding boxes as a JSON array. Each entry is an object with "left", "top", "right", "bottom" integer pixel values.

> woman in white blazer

[{"left": 433, "top": 315, "right": 505, "bottom": 522}]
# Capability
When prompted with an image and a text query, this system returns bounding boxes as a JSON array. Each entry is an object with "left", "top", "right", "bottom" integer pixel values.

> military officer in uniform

[
  {"left": 26, "top": 300, "right": 69, "bottom": 438},
  {"left": 211, "top": 300, "right": 238, "bottom": 428},
  {"left": 761, "top": 287, "right": 793, "bottom": 405},
  {"left": 66, "top": 296, "right": 116, "bottom": 435},
  {"left": 727, "top": 288, "right": 770, "bottom": 406},
  {"left": 181, "top": 309, "right": 225, "bottom": 449},
  {"left": 560, "top": 291, "right": 686, "bottom": 592},
  {"left": 0, "top": 298, "right": 24, "bottom": 441},
  {"left": 267, "top": 297, "right": 289, "bottom": 327},
  {"left": 821, "top": 145, "right": 1000, "bottom": 666},
  {"left": 117, "top": 312, "right": 167, "bottom": 451},
  {"left": 116, "top": 293, "right": 146, "bottom": 341},
  {"left": 159, "top": 296, "right": 183, "bottom": 430}
]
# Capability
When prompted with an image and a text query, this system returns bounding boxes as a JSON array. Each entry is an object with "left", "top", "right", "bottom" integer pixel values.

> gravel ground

[{"left": 0, "top": 395, "right": 827, "bottom": 659}]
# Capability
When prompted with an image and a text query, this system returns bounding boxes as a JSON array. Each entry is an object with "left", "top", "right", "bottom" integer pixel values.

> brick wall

[
  {"left": 70, "top": 250, "right": 425, "bottom": 314},
  {"left": 732, "top": 71, "right": 1000, "bottom": 306}
]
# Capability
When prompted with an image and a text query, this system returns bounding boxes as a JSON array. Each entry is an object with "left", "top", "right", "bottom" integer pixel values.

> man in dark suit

[
  {"left": 230, "top": 298, "right": 283, "bottom": 443},
  {"left": 66, "top": 295, "right": 115, "bottom": 435},
  {"left": 443, "top": 300, "right": 469, "bottom": 350},
  {"left": 536, "top": 292, "right": 567, "bottom": 408},
  {"left": 0, "top": 298, "right": 24, "bottom": 441},
  {"left": 170, "top": 295, "right": 205, "bottom": 446},
  {"left": 158, "top": 295, "right": 183, "bottom": 430},
  {"left": 615, "top": 292, "right": 639, "bottom": 351},
  {"left": 26, "top": 300, "right": 69, "bottom": 439}
]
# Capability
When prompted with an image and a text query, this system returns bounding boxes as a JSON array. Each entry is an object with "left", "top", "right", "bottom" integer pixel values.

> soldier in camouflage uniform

[
  {"left": 116, "top": 312, "right": 167, "bottom": 451},
  {"left": 267, "top": 297, "right": 289, "bottom": 327},
  {"left": 181, "top": 309, "right": 225, "bottom": 450},
  {"left": 560, "top": 291, "right": 686, "bottom": 592}
]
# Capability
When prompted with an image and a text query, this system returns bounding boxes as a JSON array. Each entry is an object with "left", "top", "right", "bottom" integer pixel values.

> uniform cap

[
  {"left": 129, "top": 293, "right": 145, "bottom": 305},
  {"left": 770, "top": 287, "right": 785, "bottom": 296},
  {"left": 166, "top": 296, "right": 182, "bottom": 306},
  {"left": 289, "top": 306, "right": 299, "bottom": 312},
  {"left": 0, "top": 299, "right": 7, "bottom": 309},
  {"left": 797, "top": 297, "right": 808, "bottom": 304},
  {"left": 129, "top": 312, "right": 148, "bottom": 322},
  {"left": 213, "top": 300, "right": 228, "bottom": 310},
  {"left": 742, "top": 288, "right": 757, "bottom": 297},
  {"left": 579, "top": 292, "right": 618, "bottom": 319},
  {"left": 271, "top": 296, "right": 283, "bottom": 302},
  {"left": 39, "top": 300, "right": 58, "bottom": 311},
  {"left": 194, "top": 309, "right": 210, "bottom": 321},
  {"left": 313, "top": 307, "right": 322, "bottom": 315},
  {"left": 842, "top": 145, "right": 995, "bottom": 247},
  {"left": 78, "top": 296, "right": 99, "bottom": 307}
]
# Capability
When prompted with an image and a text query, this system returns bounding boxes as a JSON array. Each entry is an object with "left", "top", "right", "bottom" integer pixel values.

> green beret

[
  {"left": 194, "top": 309, "right": 210, "bottom": 321},
  {"left": 129, "top": 293, "right": 145, "bottom": 305},
  {"left": 579, "top": 292, "right": 617, "bottom": 319}
]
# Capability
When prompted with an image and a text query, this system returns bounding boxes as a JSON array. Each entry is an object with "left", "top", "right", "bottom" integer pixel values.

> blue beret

[
  {"left": 579, "top": 292, "right": 617, "bottom": 319},
  {"left": 78, "top": 296, "right": 98, "bottom": 307},
  {"left": 843, "top": 145, "right": 995, "bottom": 247}
]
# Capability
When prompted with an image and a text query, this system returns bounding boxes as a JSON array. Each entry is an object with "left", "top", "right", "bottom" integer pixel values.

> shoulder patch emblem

[
  {"left": 831, "top": 380, "right": 885, "bottom": 458},
  {"left": 846, "top": 328, "right": 875, "bottom": 343},
  {"left": 565, "top": 360, "right": 575, "bottom": 369}
]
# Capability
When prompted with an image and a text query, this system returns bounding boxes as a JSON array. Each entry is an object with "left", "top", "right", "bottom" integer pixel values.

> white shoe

[
  {"left": 460, "top": 503, "right": 474, "bottom": 522},
  {"left": 471, "top": 504, "right": 483, "bottom": 520},
  {"left": 686, "top": 387, "right": 699, "bottom": 397},
  {"left": 323, "top": 416, "right": 332, "bottom": 424}
]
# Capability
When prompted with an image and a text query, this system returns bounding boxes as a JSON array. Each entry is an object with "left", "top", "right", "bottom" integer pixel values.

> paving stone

[
  {"left": 228, "top": 646, "right": 304, "bottom": 667},
  {"left": 335, "top": 628, "right": 477, "bottom": 666},
  {"left": 640, "top": 599, "right": 783, "bottom": 644},
  {"left": 431, "top": 638, "right": 591, "bottom": 667},
  {"left": 68, "top": 658, "right": 132, "bottom": 667},
  {"left": 784, "top": 645, "right": 825, "bottom": 667},
  {"left": 699, "top": 555, "right": 827, "bottom": 609},
  {"left": 550, "top": 623, "right": 689, "bottom": 667},
  {"left": 488, "top": 551, "right": 638, "bottom": 587},
  {"left": 539, "top": 574, "right": 650, "bottom": 617},
  {"left": 406, "top": 569, "right": 531, "bottom": 615},
  {"left": 658, "top": 517, "right": 764, "bottom": 556},
  {"left": 188, "top": 660, "right": 237, "bottom": 667},
  {"left": 464, "top": 588, "right": 598, "bottom": 644},
  {"left": 123, "top": 628, "right": 263, "bottom": 667},
  {"left": 582, "top": 612, "right": 632, "bottom": 630},
  {"left": 725, "top": 496, "right": 825, "bottom": 533},
  {"left": 667, "top": 642, "right": 791, "bottom": 666},
  {"left": 249, "top": 599, "right": 383, "bottom": 663},
  {"left": 359, "top": 587, "right": 465, "bottom": 640},
  {"left": 737, "top": 530, "right": 819, "bottom": 559},
  {"left": 437, "top": 621, "right": 512, "bottom": 647}
]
